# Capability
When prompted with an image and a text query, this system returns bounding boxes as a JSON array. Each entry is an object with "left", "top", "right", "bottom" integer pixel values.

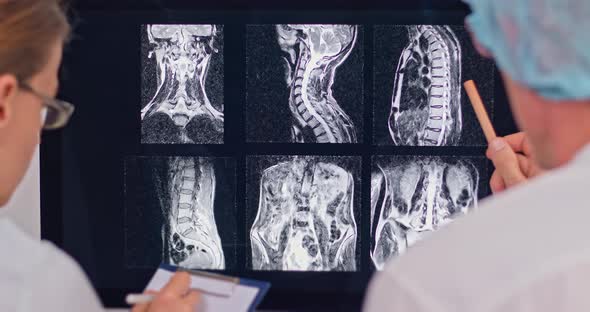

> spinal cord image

[
  {"left": 277, "top": 25, "right": 358, "bottom": 143},
  {"left": 389, "top": 25, "right": 462, "bottom": 146}
]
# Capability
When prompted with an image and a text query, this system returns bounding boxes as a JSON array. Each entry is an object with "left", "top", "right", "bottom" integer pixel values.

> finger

[
  {"left": 503, "top": 132, "right": 532, "bottom": 156},
  {"left": 489, "top": 170, "right": 506, "bottom": 194},
  {"left": 516, "top": 153, "right": 531, "bottom": 177},
  {"left": 183, "top": 290, "right": 201, "bottom": 306},
  {"left": 487, "top": 138, "right": 527, "bottom": 187},
  {"left": 486, "top": 133, "right": 527, "bottom": 158},
  {"left": 161, "top": 271, "right": 191, "bottom": 296},
  {"left": 131, "top": 303, "right": 149, "bottom": 312}
]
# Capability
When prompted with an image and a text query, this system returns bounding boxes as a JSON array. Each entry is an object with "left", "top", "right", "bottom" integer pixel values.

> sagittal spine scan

[
  {"left": 141, "top": 24, "right": 223, "bottom": 144},
  {"left": 389, "top": 25, "right": 462, "bottom": 146},
  {"left": 277, "top": 25, "right": 358, "bottom": 143},
  {"left": 250, "top": 157, "right": 357, "bottom": 271},
  {"left": 165, "top": 157, "right": 225, "bottom": 269},
  {"left": 370, "top": 156, "right": 479, "bottom": 270}
]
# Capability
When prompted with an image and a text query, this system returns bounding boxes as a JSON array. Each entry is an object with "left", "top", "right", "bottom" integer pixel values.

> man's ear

[
  {"left": 0, "top": 74, "right": 18, "bottom": 129},
  {"left": 464, "top": 22, "right": 492, "bottom": 59}
]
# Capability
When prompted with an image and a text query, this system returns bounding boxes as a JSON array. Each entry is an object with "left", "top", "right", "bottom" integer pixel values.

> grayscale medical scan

[
  {"left": 141, "top": 24, "right": 224, "bottom": 144},
  {"left": 246, "top": 25, "right": 364, "bottom": 143},
  {"left": 48, "top": 5, "right": 507, "bottom": 310},
  {"left": 124, "top": 156, "right": 237, "bottom": 270},
  {"left": 374, "top": 25, "right": 494, "bottom": 146},
  {"left": 370, "top": 155, "right": 485, "bottom": 270},
  {"left": 246, "top": 156, "right": 361, "bottom": 271}
]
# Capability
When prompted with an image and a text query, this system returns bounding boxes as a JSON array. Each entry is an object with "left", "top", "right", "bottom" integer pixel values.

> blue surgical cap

[{"left": 463, "top": 0, "right": 590, "bottom": 100}]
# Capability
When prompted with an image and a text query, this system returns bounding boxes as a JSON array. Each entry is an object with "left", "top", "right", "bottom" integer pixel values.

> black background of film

[{"left": 41, "top": 8, "right": 517, "bottom": 311}]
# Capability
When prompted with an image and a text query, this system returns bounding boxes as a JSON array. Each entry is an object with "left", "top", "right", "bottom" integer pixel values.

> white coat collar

[{"left": 572, "top": 142, "right": 590, "bottom": 165}]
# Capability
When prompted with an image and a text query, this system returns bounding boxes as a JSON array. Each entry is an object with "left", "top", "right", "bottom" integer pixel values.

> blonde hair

[{"left": 0, "top": 0, "right": 70, "bottom": 81}]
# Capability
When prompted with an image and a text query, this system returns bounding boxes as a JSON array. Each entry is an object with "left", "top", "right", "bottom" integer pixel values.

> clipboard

[{"left": 147, "top": 263, "right": 270, "bottom": 312}]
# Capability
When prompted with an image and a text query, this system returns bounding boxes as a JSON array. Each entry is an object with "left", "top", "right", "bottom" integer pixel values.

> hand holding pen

[
  {"left": 464, "top": 80, "right": 544, "bottom": 194},
  {"left": 130, "top": 271, "right": 202, "bottom": 312}
]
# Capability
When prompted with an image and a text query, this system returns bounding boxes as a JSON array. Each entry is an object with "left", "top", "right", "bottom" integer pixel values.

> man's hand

[
  {"left": 486, "top": 132, "right": 544, "bottom": 193},
  {"left": 131, "top": 272, "right": 201, "bottom": 312}
]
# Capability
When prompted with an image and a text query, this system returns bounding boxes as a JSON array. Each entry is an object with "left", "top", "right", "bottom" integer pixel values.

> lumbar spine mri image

[
  {"left": 250, "top": 156, "right": 357, "bottom": 271},
  {"left": 389, "top": 25, "right": 462, "bottom": 146},
  {"left": 277, "top": 24, "right": 358, "bottom": 143},
  {"left": 370, "top": 156, "right": 479, "bottom": 270},
  {"left": 166, "top": 157, "right": 225, "bottom": 269},
  {"left": 141, "top": 24, "right": 223, "bottom": 144}
]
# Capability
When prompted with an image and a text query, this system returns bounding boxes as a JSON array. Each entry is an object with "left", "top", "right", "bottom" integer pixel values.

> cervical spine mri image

[
  {"left": 246, "top": 24, "right": 364, "bottom": 143},
  {"left": 140, "top": 24, "right": 224, "bottom": 144}
]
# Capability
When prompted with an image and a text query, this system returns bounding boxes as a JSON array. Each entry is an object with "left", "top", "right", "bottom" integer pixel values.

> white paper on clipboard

[{"left": 145, "top": 268, "right": 262, "bottom": 312}]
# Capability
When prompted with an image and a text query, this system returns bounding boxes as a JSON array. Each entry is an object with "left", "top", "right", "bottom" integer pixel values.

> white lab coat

[
  {"left": 364, "top": 145, "right": 590, "bottom": 312},
  {"left": 0, "top": 218, "right": 103, "bottom": 311}
]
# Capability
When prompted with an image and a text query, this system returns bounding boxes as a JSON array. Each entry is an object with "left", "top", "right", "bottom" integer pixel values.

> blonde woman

[{"left": 0, "top": 1, "right": 199, "bottom": 311}]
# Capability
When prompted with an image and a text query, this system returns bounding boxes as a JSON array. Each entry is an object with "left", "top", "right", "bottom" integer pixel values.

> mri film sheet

[
  {"left": 246, "top": 156, "right": 361, "bottom": 271},
  {"left": 370, "top": 155, "right": 488, "bottom": 270},
  {"left": 124, "top": 157, "right": 237, "bottom": 270},
  {"left": 141, "top": 24, "right": 224, "bottom": 144},
  {"left": 246, "top": 25, "right": 364, "bottom": 143},
  {"left": 373, "top": 25, "right": 494, "bottom": 146}
]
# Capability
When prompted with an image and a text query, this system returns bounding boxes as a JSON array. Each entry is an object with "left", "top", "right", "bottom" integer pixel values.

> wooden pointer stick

[{"left": 464, "top": 80, "right": 497, "bottom": 143}]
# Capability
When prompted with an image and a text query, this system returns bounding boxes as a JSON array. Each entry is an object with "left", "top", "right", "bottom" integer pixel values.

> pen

[
  {"left": 126, "top": 293, "right": 209, "bottom": 310},
  {"left": 463, "top": 80, "right": 497, "bottom": 143},
  {"left": 126, "top": 287, "right": 231, "bottom": 305},
  {"left": 126, "top": 282, "right": 234, "bottom": 305},
  {"left": 126, "top": 293, "right": 155, "bottom": 305},
  {"left": 126, "top": 268, "right": 239, "bottom": 305}
]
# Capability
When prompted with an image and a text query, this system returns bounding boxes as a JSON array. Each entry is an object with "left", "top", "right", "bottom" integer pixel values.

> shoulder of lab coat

[{"left": 0, "top": 218, "right": 104, "bottom": 312}]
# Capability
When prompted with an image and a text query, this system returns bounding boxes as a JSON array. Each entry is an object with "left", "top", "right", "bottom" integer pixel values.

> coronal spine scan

[
  {"left": 277, "top": 25, "right": 358, "bottom": 143},
  {"left": 164, "top": 157, "right": 225, "bottom": 269},
  {"left": 389, "top": 25, "right": 462, "bottom": 146},
  {"left": 371, "top": 157, "right": 479, "bottom": 270},
  {"left": 250, "top": 157, "right": 357, "bottom": 271},
  {"left": 141, "top": 24, "right": 223, "bottom": 144}
]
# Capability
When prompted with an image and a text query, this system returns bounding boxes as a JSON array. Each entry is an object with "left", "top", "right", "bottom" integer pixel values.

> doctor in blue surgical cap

[{"left": 365, "top": 0, "right": 590, "bottom": 311}]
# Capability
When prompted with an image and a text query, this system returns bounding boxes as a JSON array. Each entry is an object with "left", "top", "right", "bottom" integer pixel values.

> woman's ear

[{"left": 0, "top": 74, "right": 18, "bottom": 129}]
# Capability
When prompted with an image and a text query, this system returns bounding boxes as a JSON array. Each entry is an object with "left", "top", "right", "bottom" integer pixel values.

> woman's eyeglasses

[{"left": 18, "top": 81, "right": 75, "bottom": 130}]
